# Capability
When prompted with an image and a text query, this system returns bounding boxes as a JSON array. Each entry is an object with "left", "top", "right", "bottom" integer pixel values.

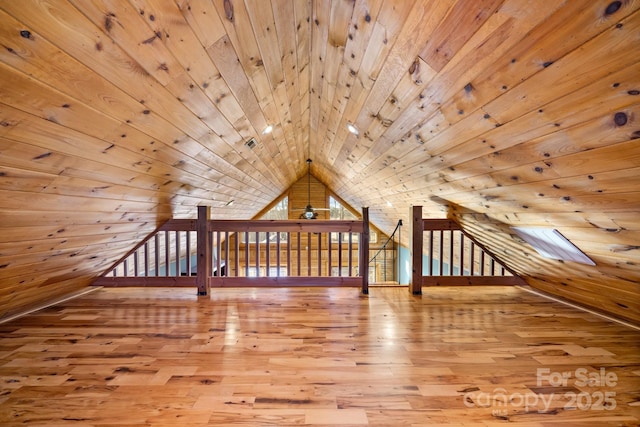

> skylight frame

[{"left": 511, "top": 227, "right": 595, "bottom": 266}]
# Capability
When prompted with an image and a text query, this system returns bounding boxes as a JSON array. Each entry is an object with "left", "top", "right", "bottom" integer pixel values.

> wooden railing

[
  {"left": 97, "top": 219, "right": 198, "bottom": 287},
  {"left": 94, "top": 206, "right": 370, "bottom": 294},
  {"left": 409, "top": 206, "right": 525, "bottom": 294}
]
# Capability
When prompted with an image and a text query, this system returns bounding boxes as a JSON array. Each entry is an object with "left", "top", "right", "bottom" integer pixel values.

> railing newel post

[
  {"left": 196, "top": 205, "right": 211, "bottom": 296},
  {"left": 360, "top": 207, "right": 369, "bottom": 294},
  {"left": 410, "top": 205, "right": 423, "bottom": 295}
]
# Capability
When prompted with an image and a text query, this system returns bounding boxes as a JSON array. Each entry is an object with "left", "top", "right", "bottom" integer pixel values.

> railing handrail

[{"left": 208, "top": 219, "right": 364, "bottom": 233}]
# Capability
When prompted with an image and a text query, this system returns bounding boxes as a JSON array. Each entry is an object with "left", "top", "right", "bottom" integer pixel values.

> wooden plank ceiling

[{"left": 0, "top": 0, "right": 639, "bottom": 324}]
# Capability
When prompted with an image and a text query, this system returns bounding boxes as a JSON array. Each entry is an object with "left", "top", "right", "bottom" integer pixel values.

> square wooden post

[
  {"left": 360, "top": 207, "right": 370, "bottom": 294},
  {"left": 410, "top": 205, "right": 423, "bottom": 295},
  {"left": 196, "top": 205, "right": 211, "bottom": 296}
]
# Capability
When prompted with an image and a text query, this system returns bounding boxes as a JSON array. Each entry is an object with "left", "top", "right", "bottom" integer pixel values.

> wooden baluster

[
  {"left": 287, "top": 232, "right": 291, "bottom": 277},
  {"left": 328, "top": 232, "right": 333, "bottom": 276},
  {"left": 154, "top": 234, "right": 160, "bottom": 276},
  {"left": 216, "top": 231, "right": 222, "bottom": 277},
  {"left": 347, "top": 232, "right": 353, "bottom": 276},
  {"left": 338, "top": 233, "right": 343, "bottom": 276},
  {"left": 224, "top": 231, "right": 229, "bottom": 277},
  {"left": 459, "top": 232, "right": 465, "bottom": 276},
  {"left": 185, "top": 231, "right": 191, "bottom": 276},
  {"left": 276, "top": 232, "right": 281, "bottom": 277},
  {"left": 144, "top": 242, "right": 149, "bottom": 277},
  {"left": 244, "top": 232, "right": 249, "bottom": 277},
  {"left": 428, "top": 230, "right": 433, "bottom": 276},
  {"left": 164, "top": 231, "right": 170, "bottom": 276},
  {"left": 439, "top": 230, "right": 444, "bottom": 276},
  {"left": 470, "top": 241, "right": 475, "bottom": 276},
  {"left": 307, "top": 232, "right": 311, "bottom": 277},
  {"left": 175, "top": 231, "right": 181, "bottom": 277},
  {"left": 211, "top": 232, "right": 215, "bottom": 276},
  {"left": 133, "top": 251, "right": 139, "bottom": 277},
  {"left": 296, "top": 232, "right": 301, "bottom": 276},
  {"left": 255, "top": 232, "right": 260, "bottom": 277},
  {"left": 265, "top": 232, "right": 270, "bottom": 277},
  {"left": 234, "top": 232, "right": 239, "bottom": 277},
  {"left": 317, "top": 231, "right": 322, "bottom": 277},
  {"left": 449, "top": 230, "right": 454, "bottom": 275}
]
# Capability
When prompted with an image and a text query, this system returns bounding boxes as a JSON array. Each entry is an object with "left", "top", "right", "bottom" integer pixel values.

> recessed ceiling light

[
  {"left": 262, "top": 125, "right": 273, "bottom": 135},
  {"left": 347, "top": 123, "right": 359, "bottom": 135}
]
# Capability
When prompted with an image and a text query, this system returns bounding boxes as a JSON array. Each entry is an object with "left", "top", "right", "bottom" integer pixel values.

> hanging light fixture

[
  {"left": 292, "top": 159, "right": 330, "bottom": 219},
  {"left": 303, "top": 158, "right": 316, "bottom": 219}
]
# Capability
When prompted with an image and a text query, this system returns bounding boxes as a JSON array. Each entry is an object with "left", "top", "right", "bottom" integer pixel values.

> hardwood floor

[{"left": 0, "top": 286, "right": 638, "bottom": 426}]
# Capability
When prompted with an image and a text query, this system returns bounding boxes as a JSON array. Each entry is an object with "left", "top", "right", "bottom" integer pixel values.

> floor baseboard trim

[
  {"left": 0, "top": 287, "right": 102, "bottom": 325},
  {"left": 517, "top": 285, "right": 639, "bottom": 331}
]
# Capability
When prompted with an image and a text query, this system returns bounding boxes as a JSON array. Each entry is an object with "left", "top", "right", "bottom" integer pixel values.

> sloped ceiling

[{"left": 0, "top": 1, "right": 639, "bottom": 324}]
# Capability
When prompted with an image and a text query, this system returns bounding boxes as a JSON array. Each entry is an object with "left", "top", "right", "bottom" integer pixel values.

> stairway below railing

[{"left": 369, "top": 219, "right": 402, "bottom": 284}]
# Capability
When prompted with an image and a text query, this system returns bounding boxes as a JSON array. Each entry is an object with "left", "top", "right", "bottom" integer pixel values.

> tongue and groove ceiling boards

[{"left": 0, "top": 0, "right": 639, "bottom": 324}]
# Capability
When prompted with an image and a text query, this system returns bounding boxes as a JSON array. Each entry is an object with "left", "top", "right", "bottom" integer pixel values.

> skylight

[{"left": 511, "top": 227, "right": 595, "bottom": 266}]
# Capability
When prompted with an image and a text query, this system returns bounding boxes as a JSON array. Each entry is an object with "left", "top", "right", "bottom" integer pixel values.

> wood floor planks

[{"left": 0, "top": 286, "right": 638, "bottom": 426}]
